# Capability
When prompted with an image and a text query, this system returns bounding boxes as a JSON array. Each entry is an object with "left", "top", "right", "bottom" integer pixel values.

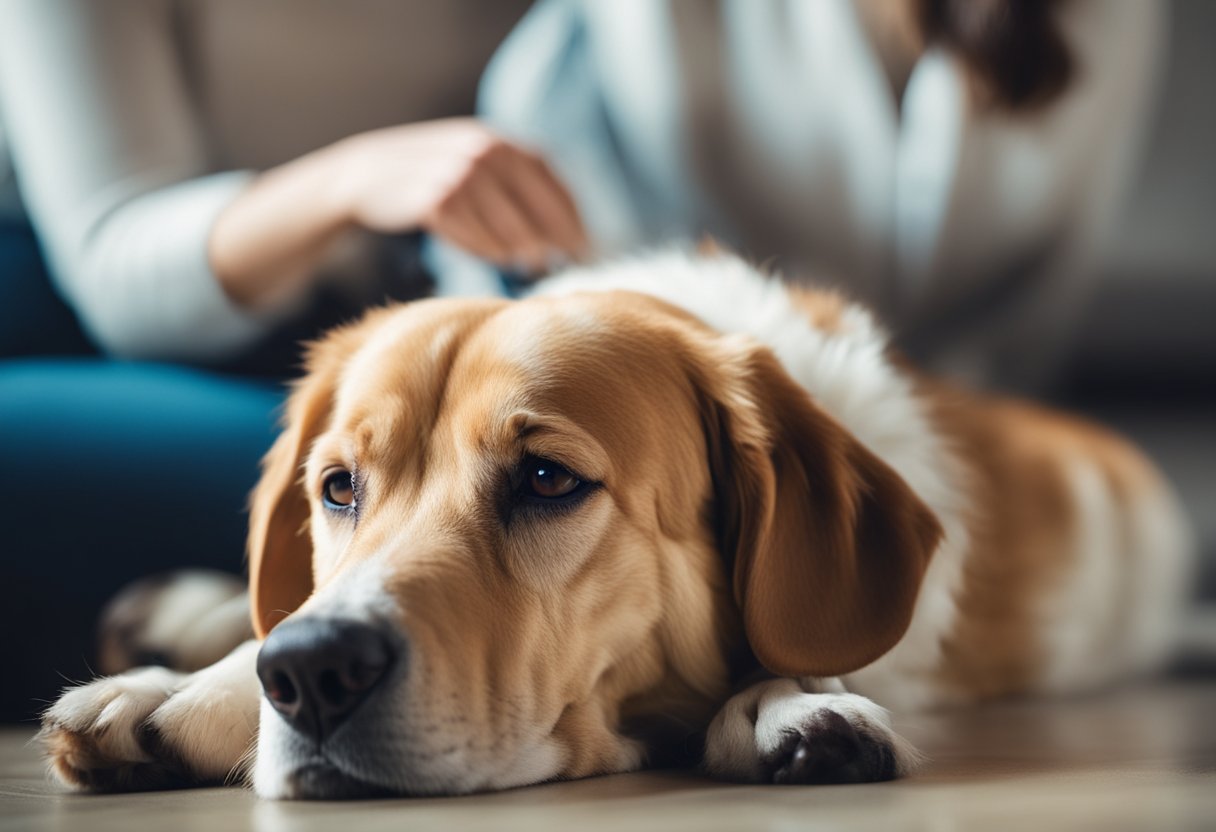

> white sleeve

[{"left": 0, "top": 0, "right": 292, "bottom": 361}]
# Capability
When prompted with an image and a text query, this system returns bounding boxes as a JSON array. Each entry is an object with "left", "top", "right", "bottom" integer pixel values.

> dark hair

[{"left": 914, "top": 0, "right": 1072, "bottom": 111}]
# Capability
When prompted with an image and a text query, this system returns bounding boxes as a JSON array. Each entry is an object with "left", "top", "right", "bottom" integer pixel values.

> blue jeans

[{"left": 0, "top": 222, "right": 285, "bottom": 721}]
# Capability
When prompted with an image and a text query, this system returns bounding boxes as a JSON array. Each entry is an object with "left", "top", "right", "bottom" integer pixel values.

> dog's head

[{"left": 248, "top": 287, "right": 940, "bottom": 798}]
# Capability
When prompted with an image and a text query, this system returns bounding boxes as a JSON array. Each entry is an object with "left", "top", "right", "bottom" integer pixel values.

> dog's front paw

[
  {"left": 766, "top": 708, "right": 896, "bottom": 785},
  {"left": 40, "top": 667, "right": 190, "bottom": 791},
  {"left": 705, "top": 680, "right": 920, "bottom": 785}
]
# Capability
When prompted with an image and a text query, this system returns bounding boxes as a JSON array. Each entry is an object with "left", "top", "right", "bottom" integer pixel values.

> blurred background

[
  {"left": 1053, "top": 0, "right": 1214, "bottom": 607},
  {"left": 0, "top": 0, "right": 1212, "bottom": 724}
]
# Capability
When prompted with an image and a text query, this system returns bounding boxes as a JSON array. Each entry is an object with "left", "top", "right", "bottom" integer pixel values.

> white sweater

[{"left": 480, "top": 0, "right": 1164, "bottom": 390}]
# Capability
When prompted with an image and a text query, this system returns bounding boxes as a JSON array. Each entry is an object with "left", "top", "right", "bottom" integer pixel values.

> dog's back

[{"left": 927, "top": 390, "right": 1192, "bottom": 699}]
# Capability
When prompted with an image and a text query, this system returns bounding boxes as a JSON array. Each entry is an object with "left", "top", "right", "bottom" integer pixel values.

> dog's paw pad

[{"left": 767, "top": 709, "right": 897, "bottom": 785}]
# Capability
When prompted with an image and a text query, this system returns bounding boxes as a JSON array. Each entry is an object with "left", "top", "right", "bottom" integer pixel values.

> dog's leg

[
  {"left": 41, "top": 640, "right": 262, "bottom": 792},
  {"left": 703, "top": 678, "right": 921, "bottom": 784},
  {"left": 97, "top": 570, "right": 253, "bottom": 674}
]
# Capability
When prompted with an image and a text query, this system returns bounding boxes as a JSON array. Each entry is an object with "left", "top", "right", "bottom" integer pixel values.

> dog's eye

[
  {"left": 322, "top": 470, "right": 355, "bottom": 509},
  {"left": 524, "top": 458, "right": 581, "bottom": 500}
]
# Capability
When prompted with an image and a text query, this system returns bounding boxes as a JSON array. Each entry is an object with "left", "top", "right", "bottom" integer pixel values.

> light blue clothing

[{"left": 477, "top": 0, "right": 1164, "bottom": 390}]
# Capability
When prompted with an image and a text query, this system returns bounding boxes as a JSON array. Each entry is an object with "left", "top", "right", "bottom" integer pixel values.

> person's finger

[
  {"left": 470, "top": 172, "right": 550, "bottom": 272},
  {"left": 425, "top": 193, "right": 511, "bottom": 264},
  {"left": 500, "top": 152, "right": 590, "bottom": 260}
]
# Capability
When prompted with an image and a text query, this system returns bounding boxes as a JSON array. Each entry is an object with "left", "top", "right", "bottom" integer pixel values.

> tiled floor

[{"left": 1, "top": 680, "right": 1214, "bottom": 832}]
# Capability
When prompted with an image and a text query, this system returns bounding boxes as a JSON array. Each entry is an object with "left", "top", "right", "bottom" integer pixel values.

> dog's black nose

[{"left": 256, "top": 618, "right": 395, "bottom": 742}]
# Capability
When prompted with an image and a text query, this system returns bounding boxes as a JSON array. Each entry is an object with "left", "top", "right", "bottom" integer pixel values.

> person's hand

[
  {"left": 334, "top": 119, "right": 588, "bottom": 272},
  {"left": 211, "top": 118, "right": 588, "bottom": 309}
]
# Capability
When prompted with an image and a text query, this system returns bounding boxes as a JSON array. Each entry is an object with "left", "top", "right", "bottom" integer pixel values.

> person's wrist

[{"left": 319, "top": 134, "right": 374, "bottom": 232}]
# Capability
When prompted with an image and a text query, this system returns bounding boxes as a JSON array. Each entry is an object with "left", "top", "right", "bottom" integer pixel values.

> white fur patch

[
  {"left": 42, "top": 642, "right": 262, "bottom": 789},
  {"left": 156, "top": 640, "right": 262, "bottom": 781},
  {"left": 43, "top": 667, "right": 183, "bottom": 777}
]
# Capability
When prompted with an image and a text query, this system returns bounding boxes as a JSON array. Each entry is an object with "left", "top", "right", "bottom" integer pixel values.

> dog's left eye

[
  {"left": 523, "top": 457, "right": 582, "bottom": 500},
  {"left": 322, "top": 470, "right": 355, "bottom": 510}
]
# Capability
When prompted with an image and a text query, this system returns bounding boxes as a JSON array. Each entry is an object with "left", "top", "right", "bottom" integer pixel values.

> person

[
  {"left": 477, "top": 0, "right": 1164, "bottom": 391},
  {"left": 0, "top": 1, "right": 589, "bottom": 363},
  {"left": 0, "top": 0, "right": 587, "bottom": 721}
]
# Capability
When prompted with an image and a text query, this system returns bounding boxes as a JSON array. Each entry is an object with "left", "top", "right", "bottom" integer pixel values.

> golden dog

[{"left": 42, "top": 252, "right": 1191, "bottom": 798}]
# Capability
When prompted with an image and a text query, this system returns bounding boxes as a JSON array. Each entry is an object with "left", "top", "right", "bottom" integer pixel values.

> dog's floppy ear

[
  {"left": 697, "top": 339, "right": 943, "bottom": 678},
  {"left": 247, "top": 335, "right": 351, "bottom": 638}
]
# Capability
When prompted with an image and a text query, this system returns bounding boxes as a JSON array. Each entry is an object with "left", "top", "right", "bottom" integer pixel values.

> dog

[{"left": 41, "top": 251, "right": 1192, "bottom": 798}]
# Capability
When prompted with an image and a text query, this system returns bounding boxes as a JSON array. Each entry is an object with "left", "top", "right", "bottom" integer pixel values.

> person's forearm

[{"left": 208, "top": 141, "right": 357, "bottom": 309}]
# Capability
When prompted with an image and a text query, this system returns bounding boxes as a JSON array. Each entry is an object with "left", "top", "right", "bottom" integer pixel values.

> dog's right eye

[{"left": 322, "top": 470, "right": 355, "bottom": 510}]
